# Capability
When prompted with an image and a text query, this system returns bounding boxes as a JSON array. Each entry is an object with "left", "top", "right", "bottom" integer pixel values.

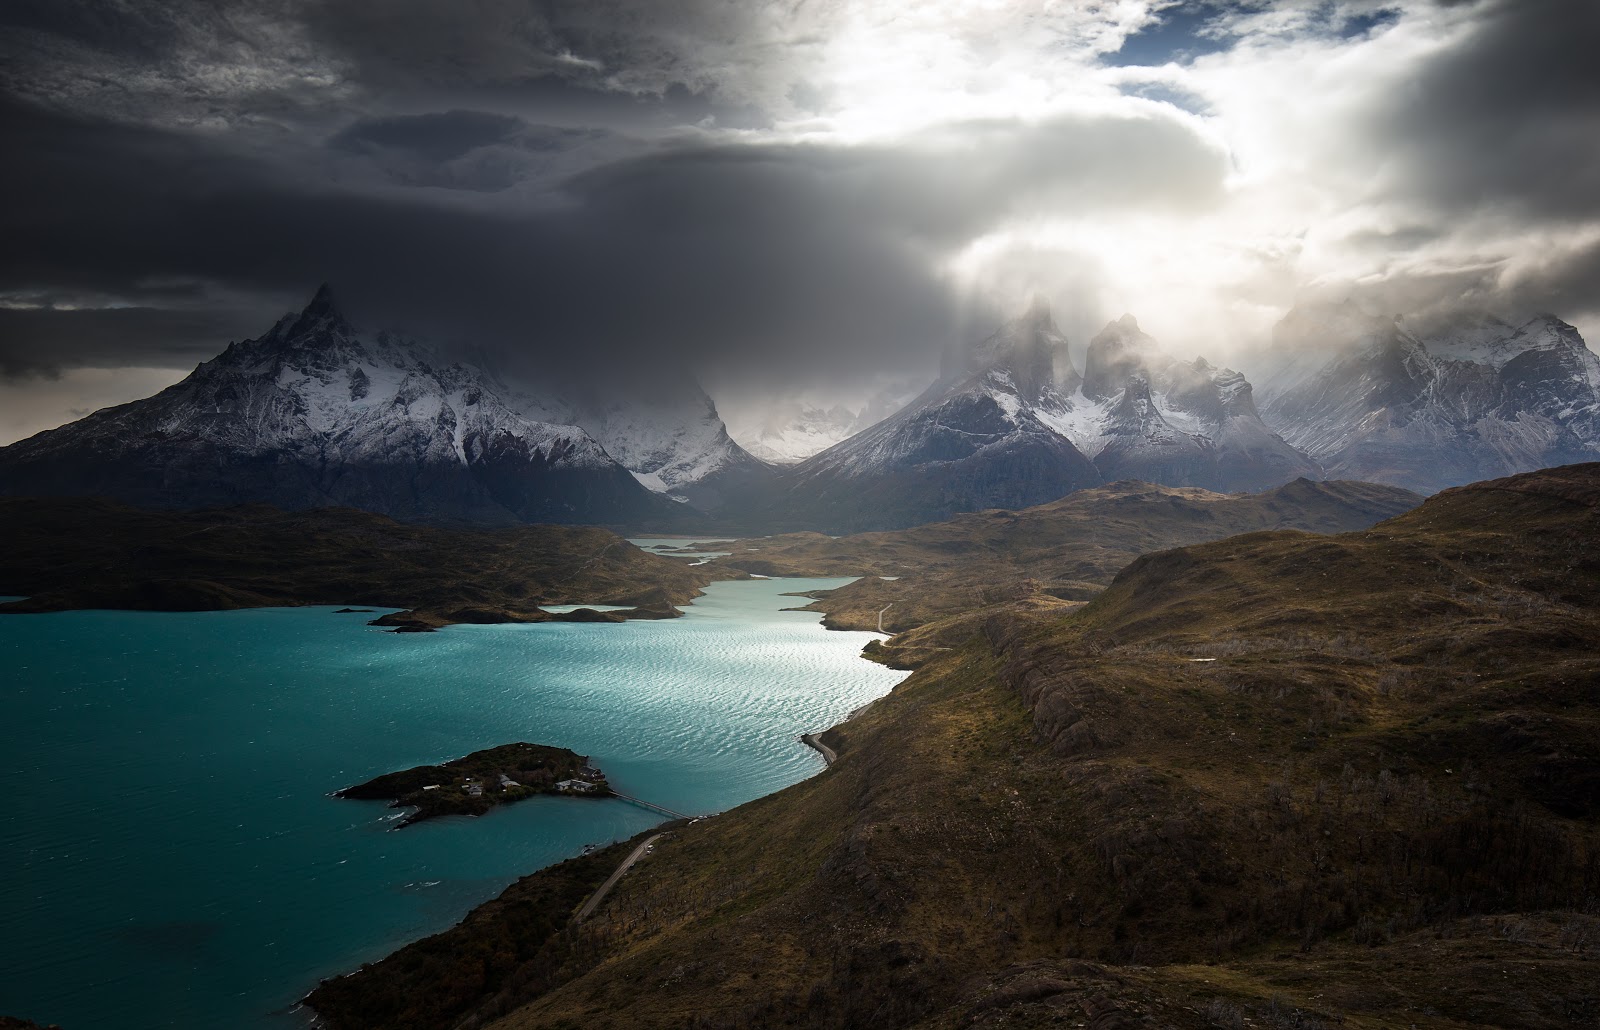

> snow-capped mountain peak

[
  {"left": 763, "top": 302, "right": 1318, "bottom": 532},
  {"left": 1044, "top": 314, "right": 1318, "bottom": 489},
  {"left": 1083, "top": 314, "right": 1165, "bottom": 400},
  {"left": 1420, "top": 313, "right": 1589, "bottom": 369},
  {"left": 1255, "top": 303, "right": 1600, "bottom": 493},
  {"left": 0, "top": 285, "right": 770, "bottom": 523},
  {"left": 956, "top": 297, "right": 1074, "bottom": 402}
]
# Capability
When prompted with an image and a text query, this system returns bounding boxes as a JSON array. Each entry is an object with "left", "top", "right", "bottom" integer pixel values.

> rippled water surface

[{"left": 0, "top": 578, "right": 903, "bottom": 1030}]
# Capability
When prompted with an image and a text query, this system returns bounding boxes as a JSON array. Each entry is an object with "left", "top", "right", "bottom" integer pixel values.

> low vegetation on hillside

[
  {"left": 302, "top": 832, "right": 666, "bottom": 1030},
  {"left": 0, "top": 498, "right": 716, "bottom": 628},
  {"left": 710, "top": 478, "right": 1421, "bottom": 636},
  {"left": 318, "top": 464, "right": 1597, "bottom": 1029}
]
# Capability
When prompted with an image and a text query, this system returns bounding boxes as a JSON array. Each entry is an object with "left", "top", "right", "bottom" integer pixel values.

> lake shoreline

[{"left": 1, "top": 574, "right": 905, "bottom": 1030}]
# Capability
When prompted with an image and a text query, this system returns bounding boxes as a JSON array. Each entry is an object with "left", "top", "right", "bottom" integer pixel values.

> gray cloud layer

[
  {"left": 0, "top": 0, "right": 1597, "bottom": 397},
  {"left": 0, "top": 89, "right": 1226, "bottom": 379}
]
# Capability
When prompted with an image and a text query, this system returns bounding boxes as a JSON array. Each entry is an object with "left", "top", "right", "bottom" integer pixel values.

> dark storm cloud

[
  {"left": 9, "top": 0, "right": 1594, "bottom": 399},
  {"left": 1370, "top": 0, "right": 1600, "bottom": 222},
  {"left": 3, "top": 0, "right": 207, "bottom": 61},
  {"left": 330, "top": 110, "right": 527, "bottom": 162},
  {"left": 0, "top": 305, "right": 273, "bottom": 378},
  {"left": 299, "top": 0, "right": 770, "bottom": 91},
  {"left": 0, "top": 87, "right": 1227, "bottom": 381},
  {"left": 1334, "top": 0, "right": 1600, "bottom": 324},
  {"left": 326, "top": 110, "right": 613, "bottom": 192}
]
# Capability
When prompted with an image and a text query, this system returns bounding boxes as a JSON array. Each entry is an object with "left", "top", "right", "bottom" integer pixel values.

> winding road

[
  {"left": 575, "top": 833, "right": 663, "bottom": 923},
  {"left": 801, "top": 733, "right": 837, "bottom": 766}
]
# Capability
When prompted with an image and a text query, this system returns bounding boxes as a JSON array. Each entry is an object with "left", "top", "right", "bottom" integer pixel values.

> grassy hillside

[
  {"left": 0, "top": 498, "right": 718, "bottom": 628},
  {"left": 709, "top": 478, "right": 1421, "bottom": 637},
  {"left": 335, "top": 464, "right": 1597, "bottom": 1030},
  {"left": 303, "top": 832, "right": 666, "bottom": 1030}
]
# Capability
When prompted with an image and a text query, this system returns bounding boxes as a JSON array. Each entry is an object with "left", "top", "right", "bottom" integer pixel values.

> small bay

[{"left": 0, "top": 577, "right": 903, "bottom": 1030}]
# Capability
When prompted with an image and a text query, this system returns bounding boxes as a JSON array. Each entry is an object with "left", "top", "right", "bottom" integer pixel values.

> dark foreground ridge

[
  {"left": 335, "top": 743, "right": 612, "bottom": 828},
  {"left": 0, "top": 1017, "right": 64, "bottom": 1030},
  {"left": 0, "top": 498, "right": 719, "bottom": 629},
  {"left": 311, "top": 463, "right": 1600, "bottom": 1030},
  {"left": 301, "top": 829, "right": 669, "bottom": 1030}
]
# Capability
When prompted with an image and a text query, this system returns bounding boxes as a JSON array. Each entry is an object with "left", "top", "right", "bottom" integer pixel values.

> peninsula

[
  {"left": 0, "top": 499, "right": 723, "bottom": 629},
  {"left": 335, "top": 743, "right": 611, "bottom": 827}
]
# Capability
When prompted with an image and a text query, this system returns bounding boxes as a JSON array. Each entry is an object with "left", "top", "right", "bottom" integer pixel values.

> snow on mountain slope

[
  {"left": 1256, "top": 305, "right": 1600, "bottom": 493},
  {"left": 1037, "top": 317, "right": 1321, "bottom": 491},
  {"left": 564, "top": 382, "right": 773, "bottom": 508},
  {"left": 759, "top": 301, "right": 1314, "bottom": 532},
  {"left": 0, "top": 286, "right": 689, "bottom": 524},
  {"left": 736, "top": 406, "right": 863, "bottom": 465},
  {"left": 721, "top": 378, "right": 926, "bottom": 464},
  {"left": 768, "top": 303, "right": 1103, "bottom": 531}
]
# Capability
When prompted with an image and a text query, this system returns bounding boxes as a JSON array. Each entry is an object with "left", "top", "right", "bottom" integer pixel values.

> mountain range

[
  {"left": 763, "top": 300, "right": 1319, "bottom": 531},
  {"left": 0, "top": 286, "right": 766, "bottom": 526},
  {"left": 2, "top": 287, "right": 1597, "bottom": 529},
  {"left": 1256, "top": 302, "right": 1600, "bottom": 493}
]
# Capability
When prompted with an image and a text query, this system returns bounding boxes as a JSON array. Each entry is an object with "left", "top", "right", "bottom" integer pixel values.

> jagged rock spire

[
  {"left": 1083, "top": 313, "right": 1160, "bottom": 400},
  {"left": 283, "top": 282, "right": 349, "bottom": 340},
  {"left": 1023, "top": 293, "right": 1054, "bottom": 324},
  {"left": 305, "top": 282, "right": 339, "bottom": 317}
]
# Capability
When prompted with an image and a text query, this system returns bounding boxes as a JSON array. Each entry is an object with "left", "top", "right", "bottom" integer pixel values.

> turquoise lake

[{"left": 0, "top": 578, "right": 905, "bottom": 1029}]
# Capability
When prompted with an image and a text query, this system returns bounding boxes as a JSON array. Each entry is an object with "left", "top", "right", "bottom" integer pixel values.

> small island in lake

[{"left": 335, "top": 742, "right": 611, "bottom": 827}]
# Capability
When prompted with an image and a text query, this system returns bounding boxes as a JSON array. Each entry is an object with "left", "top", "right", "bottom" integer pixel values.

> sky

[{"left": 2, "top": 0, "right": 1599, "bottom": 443}]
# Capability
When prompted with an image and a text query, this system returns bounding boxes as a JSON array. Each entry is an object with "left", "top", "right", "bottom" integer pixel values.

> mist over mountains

[{"left": 2, "top": 285, "right": 1597, "bottom": 532}]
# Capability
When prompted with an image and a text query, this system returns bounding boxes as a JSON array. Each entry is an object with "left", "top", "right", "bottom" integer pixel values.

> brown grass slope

[
  {"left": 304, "top": 831, "right": 669, "bottom": 1030},
  {"left": 711, "top": 478, "right": 1420, "bottom": 636},
  {"left": 0, "top": 498, "right": 717, "bottom": 627},
  {"left": 427, "top": 464, "right": 1596, "bottom": 1030}
]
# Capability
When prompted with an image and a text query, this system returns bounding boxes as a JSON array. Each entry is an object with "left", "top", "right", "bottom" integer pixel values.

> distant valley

[{"left": 300, "top": 462, "right": 1600, "bottom": 1030}]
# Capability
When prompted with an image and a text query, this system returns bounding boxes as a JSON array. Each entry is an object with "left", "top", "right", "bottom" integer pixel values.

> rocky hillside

[{"left": 313, "top": 463, "right": 1600, "bottom": 1029}]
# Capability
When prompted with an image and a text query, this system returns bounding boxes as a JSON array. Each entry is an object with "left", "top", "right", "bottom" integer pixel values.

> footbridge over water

[{"left": 609, "top": 790, "right": 692, "bottom": 820}]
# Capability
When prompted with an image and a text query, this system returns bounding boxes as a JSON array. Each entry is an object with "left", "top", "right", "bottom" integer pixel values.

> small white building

[{"left": 555, "top": 778, "right": 598, "bottom": 793}]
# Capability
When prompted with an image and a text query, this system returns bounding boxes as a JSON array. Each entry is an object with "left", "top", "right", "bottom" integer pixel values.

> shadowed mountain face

[
  {"left": 1257, "top": 304, "right": 1600, "bottom": 493},
  {"left": 0, "top": 287, "right": 768, "bottom": 526},
  {"left": 765, "top": 303, "right": 1105, "bottom": 533},
  {"left": 309, "top": 463, "right": 1600, "bottom": 1030},
  {"left": 1068, "top": 316, "right": 1323, "bottom": 492},
  {"left": 758, "top": 305, "right": 1320, "bottom": 533}
]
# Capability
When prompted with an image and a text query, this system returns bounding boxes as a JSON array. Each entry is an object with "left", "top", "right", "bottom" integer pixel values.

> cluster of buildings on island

[
  {"left": 413, "top": 761, "right": 606, "bottom": 798},
  {"left": 556, "top": 762, "right": 607, "bottom": 794}
]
